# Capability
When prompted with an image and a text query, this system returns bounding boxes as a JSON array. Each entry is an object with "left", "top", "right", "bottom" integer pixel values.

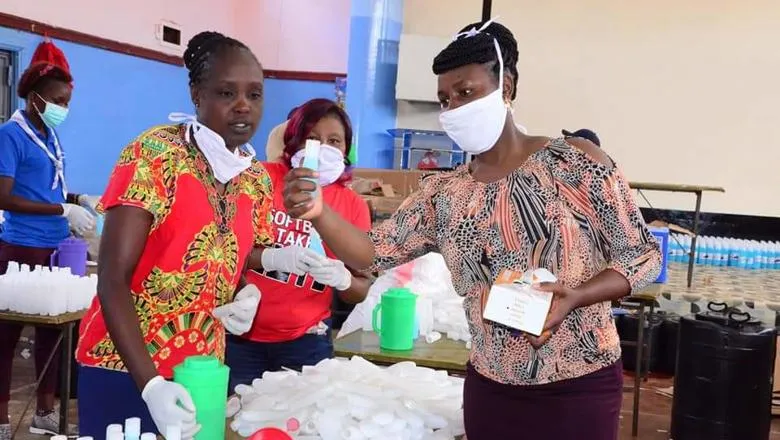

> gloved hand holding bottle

[
  {"left": 76, "top": 194, "right": 101, "bottom": 212},
  {"left": 260, "top": 245, "right": 325, "bottom": 275},
  {"left": 60, "top": 203, "right": 95, "bottom": 235},
  {"left": 141, "top": 376, "right": 200, "bottom": 439},
  {"left": 309, "top": 258, "right": 352, "bottom": 291},
  {"left": 213, "top": 285, "right": 262, "bottom": 335}
]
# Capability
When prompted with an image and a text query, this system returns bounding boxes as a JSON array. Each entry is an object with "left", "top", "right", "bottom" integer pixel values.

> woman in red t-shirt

[{"left": 226, "top": 98, "right": 372, "bottom": 390}]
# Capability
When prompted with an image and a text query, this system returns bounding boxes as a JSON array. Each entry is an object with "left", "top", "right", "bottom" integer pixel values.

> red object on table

[{"left": 248, "top": 428, "right": 293, "bottom": 440}]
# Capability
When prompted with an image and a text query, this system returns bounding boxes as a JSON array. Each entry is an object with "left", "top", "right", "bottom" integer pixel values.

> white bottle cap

[
  {"left": 125, "top": 417, "right": 141, "bottom": 437},
  {"left": 106, "top": 424, "right": 123, "bottom": 434},
  {"left": 140, "top": 433, "right": 157, "bottom": 440},
  {"left": 107, "top": 432, "right": 124, "bottom": 440}
]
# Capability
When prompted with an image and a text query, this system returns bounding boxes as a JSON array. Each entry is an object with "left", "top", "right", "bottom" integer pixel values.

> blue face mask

[{"left": 34, "top": 92, "right": 69, "bottom": 128}]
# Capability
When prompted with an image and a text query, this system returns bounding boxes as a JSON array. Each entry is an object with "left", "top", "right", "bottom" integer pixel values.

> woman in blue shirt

[{"left": 0, "top": 40, "right": 99, "bottom": 438}]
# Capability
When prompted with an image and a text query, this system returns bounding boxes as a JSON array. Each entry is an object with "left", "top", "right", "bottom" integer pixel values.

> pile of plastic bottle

[
  {"left": 667, "top": 234, "right": 780, "bottom": 270},
  {"left": 230, "top": 356, "right": 464, "bottom": 440},
  {"left": 0, "top": 262, "right": 97, "bottom": 315}
]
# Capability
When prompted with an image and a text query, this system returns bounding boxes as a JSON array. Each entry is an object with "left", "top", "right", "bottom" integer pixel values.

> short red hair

[{"left": 283, "top": 98, "right": 353, "bottom": 185}]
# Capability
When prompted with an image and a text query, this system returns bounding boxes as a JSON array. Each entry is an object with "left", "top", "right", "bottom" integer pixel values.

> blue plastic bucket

[{"left": 650, "top": 226, "right": 670, "bottom": 283}]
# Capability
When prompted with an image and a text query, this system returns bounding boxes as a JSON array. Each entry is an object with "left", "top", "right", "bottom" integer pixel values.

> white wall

[
  {"left": 1, "top": 0, "right": 351, "bottom": 72},
  {"left": 236, "top": 0, "right": 350, "bottom": 72},
  {"left": 0, "top": 0, "right": 234, "bottom": 55},
  {"left": 398, "top": 0, "right": 780, "bottom": 217}
]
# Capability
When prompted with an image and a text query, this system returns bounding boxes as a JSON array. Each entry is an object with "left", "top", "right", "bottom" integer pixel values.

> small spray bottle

[
  {"left": 308, "top": 228, "right": 327, "bottom": 257},
  {"left": 300, "top": 139, "right": 321, "bottom": 190}
]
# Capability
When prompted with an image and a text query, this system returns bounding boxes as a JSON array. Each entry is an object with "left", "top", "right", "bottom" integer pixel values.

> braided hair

[
  {"left": 432, "top": 21, "right": 519, "bottom": 100},
  {"left": 183, "top": 31, "right": 258, "bottom": 86}
]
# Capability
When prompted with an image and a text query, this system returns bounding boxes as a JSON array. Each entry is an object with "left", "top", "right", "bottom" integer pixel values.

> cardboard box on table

[{"left": 351, "top": 169, "right": 435, "bottom": 219}]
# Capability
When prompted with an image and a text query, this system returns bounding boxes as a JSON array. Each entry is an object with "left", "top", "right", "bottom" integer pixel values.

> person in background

[
  {"left": 562, "top": 128, "right": 601, "bottom": 147},
  {"left": 0, "top": 39, "right": 98, "bottom": 438},
  {"left": 265, "top": 106, "right": 299, "bottom": 163},
  {"left": 74, "top": 31, "right": 321, "bottom": 440},
  {"left": 226, "top": 98, "right": 372, "bottom": 390},
  {"left": 282, "top": 20, "right": 661, "bottom": 440}
]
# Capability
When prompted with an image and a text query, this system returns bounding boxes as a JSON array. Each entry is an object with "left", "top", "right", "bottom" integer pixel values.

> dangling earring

[{"left": 505, "top": 100, "right": 515, "bottom": 115}]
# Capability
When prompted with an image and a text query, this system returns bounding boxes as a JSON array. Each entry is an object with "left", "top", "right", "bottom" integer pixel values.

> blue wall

[
  {"left": 0, "top": 26, "right": 335, "bottom": 194},
  {"left": 345, "top": 0, "right": 404, "bottom": 169},
  {"left": 254, "top": 78, "right": 334, "bottom": 161}
]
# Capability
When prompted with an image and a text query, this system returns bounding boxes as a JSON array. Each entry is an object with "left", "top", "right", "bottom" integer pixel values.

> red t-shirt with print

[{"left": 243, "top": 162, "right": 371, "bottom": 342}]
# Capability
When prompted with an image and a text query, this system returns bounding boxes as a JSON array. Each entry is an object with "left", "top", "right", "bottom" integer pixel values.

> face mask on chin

[
  {"left": 169, "top": 113, "right": 256, "bottom": 184},
  {"left": 438, "top": 23, "right": 511, "bottom": 155},
  {"left": 291, "top": 144, "right": 346, "bottom": 186}
]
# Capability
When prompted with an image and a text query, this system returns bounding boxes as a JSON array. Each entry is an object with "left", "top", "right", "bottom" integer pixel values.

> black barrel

[
  {"left": 657, "top": 312, "right": 682, "bottom": 376},
  {"left": 617, "top": 311, "right": 663, "bottom": 374},
  {"left": 671, "top": 302, "right": 776, "bottom": 440}
]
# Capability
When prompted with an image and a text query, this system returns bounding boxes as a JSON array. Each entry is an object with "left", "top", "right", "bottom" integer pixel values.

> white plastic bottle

[
  {"left": 711, "top": 238, "right": 722, "bottom": 267},
  {"left": 774, "top": 242, "right": 780, "bottom": 270},
  {"left": 124, "top": 417, "right": 141, "bottom": 440}
]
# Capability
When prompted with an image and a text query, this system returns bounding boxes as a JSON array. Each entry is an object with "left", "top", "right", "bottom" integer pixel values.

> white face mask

[
  {"left": 291, "top": 144, "right": 346, "bottom": 186},
  {"left": 169, "top": 113, "right": 256, "bottom": 184},
  {"left": 438, "top": 24, "right": 510, "bottom": 155}
]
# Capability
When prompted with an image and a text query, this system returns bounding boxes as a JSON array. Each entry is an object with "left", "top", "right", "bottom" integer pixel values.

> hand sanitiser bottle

[
  {"left": 308, "top": 228, "right": 327, "bottom": 257},
  {"left": 301, "top": 139, "right": 321, "bottom": 189}
]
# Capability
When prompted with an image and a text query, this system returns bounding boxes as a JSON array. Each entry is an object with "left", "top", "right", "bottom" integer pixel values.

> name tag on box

[{"left": 483, "top": 268, "right": 557, "bottom": 337}]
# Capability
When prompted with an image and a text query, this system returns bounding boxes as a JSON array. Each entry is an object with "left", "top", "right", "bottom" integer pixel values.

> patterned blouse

[
  {"left": 76, "top": 124, "right": 275, "bottom": 378},
  {"left": 368, "top": 138, "right": 661, "bottom": 386}
]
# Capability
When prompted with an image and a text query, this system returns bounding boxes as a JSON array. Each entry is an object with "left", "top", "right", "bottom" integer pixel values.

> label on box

[{"left": 483, "top": 268, "right": 557, "bottom": 336}]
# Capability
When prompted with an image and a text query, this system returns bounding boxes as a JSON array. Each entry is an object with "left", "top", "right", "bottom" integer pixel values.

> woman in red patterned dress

[
  {"left": 74, "top": 32, "right": 322, "bottom": 439},
  {"left": 282, "top": 21, "right": 661, "bottom": 440}
]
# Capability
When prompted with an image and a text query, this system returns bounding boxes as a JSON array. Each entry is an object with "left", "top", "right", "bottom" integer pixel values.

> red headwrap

[{"left": 17, "top": 39, "right": 73, "bottom": 99}]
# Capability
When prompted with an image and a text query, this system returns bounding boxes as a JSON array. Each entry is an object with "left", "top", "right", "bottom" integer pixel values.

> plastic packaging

[
  {"left": 338, "top": 253, "right": 470, "bottom": 345},
  {"left": 230, "top": 356, "right": 464, "bottom": 440},
  {"left": 173, "top": 355, "right": 230, "bottom": 440},
  {"left": 667, "top": 234, "right": 780, "bottom": 271},
  {"left": 0, "top": 260, "right": 97, "bottom": 315}
]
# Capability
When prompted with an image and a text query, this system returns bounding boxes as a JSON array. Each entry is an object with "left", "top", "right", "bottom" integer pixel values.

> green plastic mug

[
  {"left": 372, "top": 287, "right": 417, "bottom": 351},
  {"left": 173, "top": 355, "right": 229, "bottom": 440}
]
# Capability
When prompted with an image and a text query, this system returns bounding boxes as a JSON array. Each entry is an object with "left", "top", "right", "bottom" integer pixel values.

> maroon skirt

[{"left": 463, "top": 361, "right": 623, "bottom": 440}]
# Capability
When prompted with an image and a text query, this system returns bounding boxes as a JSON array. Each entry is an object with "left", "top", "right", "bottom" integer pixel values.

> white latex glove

[
  {"left": 141, "top": 376, "right": 200, "bottom": 439},
  {"left": 309, "top": 258, "right": 352, "bottom": 291},
  {"left": 77, "top": 194, "right": 101, "bottom": 212},
  {"left": 61, "top": 203, "right": 96, "bottom": 235},
  {"left": 213, "top": 285, "right": 261, "bottom": 335},
  {"left": 260, "top": 246, "right": 324, "bottom": 275}
]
